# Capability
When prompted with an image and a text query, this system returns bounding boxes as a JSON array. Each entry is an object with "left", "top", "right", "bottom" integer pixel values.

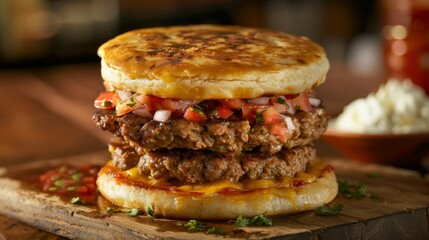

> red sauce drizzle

[{"left": 39, "top": 163, "right": 99, "bottom": 204}]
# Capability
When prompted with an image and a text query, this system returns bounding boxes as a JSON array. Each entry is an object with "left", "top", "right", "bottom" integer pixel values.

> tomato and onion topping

[
  {"left": 183, "top": 106, "right": 207, "bottom": 122},
  {"left": 93, "top": 91, "right": 319, "bottom": 126}
]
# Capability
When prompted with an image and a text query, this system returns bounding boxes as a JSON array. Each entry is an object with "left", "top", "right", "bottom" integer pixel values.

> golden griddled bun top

[{"left": 98, "top": 25, "right": 329, "bottom": 100}]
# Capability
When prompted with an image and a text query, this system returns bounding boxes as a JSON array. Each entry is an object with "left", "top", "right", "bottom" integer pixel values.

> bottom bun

[{"left": 97, "top": 160, "right": 338, "bottom": 220}]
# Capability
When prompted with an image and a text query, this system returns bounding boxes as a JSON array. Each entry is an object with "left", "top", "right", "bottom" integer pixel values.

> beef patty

[
  {"left": 93, "top": 106, "right": 328, "bottom": 154},
  {"left": 109, "top": 143, "right": 316, "bottom": 184}
]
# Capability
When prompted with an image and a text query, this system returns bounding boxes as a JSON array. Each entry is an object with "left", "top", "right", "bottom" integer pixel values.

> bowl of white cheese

[{"left": 323, "top": 79, "right": 429, "bottom": 165}]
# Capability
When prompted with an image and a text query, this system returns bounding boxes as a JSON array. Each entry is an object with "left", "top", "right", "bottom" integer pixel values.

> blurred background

[{"left": 1, "top": 0, "right": 380, "bottom": 70}]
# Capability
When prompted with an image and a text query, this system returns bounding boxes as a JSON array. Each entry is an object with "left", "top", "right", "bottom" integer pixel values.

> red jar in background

[{"left": 382, "top": 0, "right": 429, "bottom": 95}]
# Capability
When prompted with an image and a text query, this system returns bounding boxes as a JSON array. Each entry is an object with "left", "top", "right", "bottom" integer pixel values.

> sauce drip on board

[{"left": 39, "top": 164, "right": 99, "bottom": 204}]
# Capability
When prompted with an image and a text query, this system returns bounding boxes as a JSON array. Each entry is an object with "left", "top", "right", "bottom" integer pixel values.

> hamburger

[{"left": 92, "top": 25, "right": 337, "bottom": 220}]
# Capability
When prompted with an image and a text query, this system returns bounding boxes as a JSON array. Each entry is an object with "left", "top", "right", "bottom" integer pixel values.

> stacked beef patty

[{"left": 93, "top": 105, "right": 328, "bottom": 184}]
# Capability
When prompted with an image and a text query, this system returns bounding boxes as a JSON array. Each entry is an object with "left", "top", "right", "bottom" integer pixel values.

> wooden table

[{"left": 0, "top": 63, "right": 427, "bottom": 239}]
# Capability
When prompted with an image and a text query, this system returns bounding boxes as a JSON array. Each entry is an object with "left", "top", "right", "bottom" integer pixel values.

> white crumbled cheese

[{"left": 331, "top": 79, "right": 429, "bottom": 133}]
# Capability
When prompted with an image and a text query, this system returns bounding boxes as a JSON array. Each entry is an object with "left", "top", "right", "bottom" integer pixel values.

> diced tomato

[
  {"left": 82, "top": 176, "right": 95, "bottom": 184},
  {"left": 138, "top": 95, "right": 200, "bottom": 114},
  {"left": 262, "top": 107, "right": 284, "bottom": 124},
  {"left": 115, "top": 102, "right": 135, "bottom": 116},
  {"left": 139, "top": 95, "right": 165, "bottom": 111},
  {"left": 285, "top": 94, "right": 299, "bottom": 100},
  {"left": 75, "top": 186, "right": 89, "bottom": 194},
  {"left": 268, "top": 123, "right": 288, "bottom": 140},
  {"left": 242, "top": 103, "right": 268, "bottom": 121},
  {"left": 183, "top": 106, "right": 207, "bottom": 122},
  {"left": 214, "top": 105, "right": 234, "bottom": 119},
  {"left": 86, "top": 183, "right": 96, "bottom": 192},
  {"left": 94, "top": 92, "right": 119, "bottom": 110},
  {"left": 219, "top": 99, "right": 246, "bottom": 109},
  {"left": 290, "top": 92, "right": 312, "bottom": 112}
]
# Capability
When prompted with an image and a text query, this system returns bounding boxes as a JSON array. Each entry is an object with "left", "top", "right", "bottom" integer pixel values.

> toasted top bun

[{"left": 98, "top": 25, "right": 329, "bottom": 100}]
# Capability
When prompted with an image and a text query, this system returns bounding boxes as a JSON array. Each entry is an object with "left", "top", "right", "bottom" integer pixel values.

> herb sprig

[
  {"left": 176, "top": 220, "right": 224, "bottom": 235},
  {"left": 106, "top": 207, "right": 140, "bottom": 217},
  {"left": 338, "top": 181, "right": 367, "bottom": 199},
  {"left": 314, "top": 202, "right": 343, "bottom": 216},
  {"left": 146, "top": 206, "right": 154, "bottom": 218},
  {"left": 338, "top": 180, "right": 382, "bottom": 201},
  {"left": 229, "top": 214, "right": 272, "bottom": 227},
  {"left": 70, "top": 197, "right": 81, "bottom": 204}
]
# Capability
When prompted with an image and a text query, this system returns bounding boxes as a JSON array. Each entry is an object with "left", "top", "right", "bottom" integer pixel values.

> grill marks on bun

[{"left": 98, "top": 25, "right": 329, "bottom": 100}]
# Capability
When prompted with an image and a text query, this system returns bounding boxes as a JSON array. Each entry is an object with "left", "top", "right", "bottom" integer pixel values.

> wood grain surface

[{"left": 0, "top": 151, "right": 428, "bottom": 240}]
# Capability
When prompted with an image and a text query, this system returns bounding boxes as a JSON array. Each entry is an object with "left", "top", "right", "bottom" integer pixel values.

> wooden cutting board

[{"left": 0, "top": 151, "right": 428, "bottom": 240}]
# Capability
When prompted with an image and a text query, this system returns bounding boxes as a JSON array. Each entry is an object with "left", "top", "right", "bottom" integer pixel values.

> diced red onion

[
  {"left": 133, "top": 108, "right": 153, "bottom": 118},
  {"left": 176, "top": 100, "right": 202, "bottom": 111},
  {"left": 309, "top": 97, "right": 322, "bottom": 107},
  {"left": 117, "top": 90, "right": 132, "bottom": 101},
  {"left": 153, "top": 110, "right": 172, "bottom": 122},
  {"left": 286, "top": 100, "right": 296, "bottom": 114},
  {"left": 284, "top": 116, "right": 295, "bottom": 132},
  {"left": 248, "top": 97, "right": 270, "bottom": 105}
]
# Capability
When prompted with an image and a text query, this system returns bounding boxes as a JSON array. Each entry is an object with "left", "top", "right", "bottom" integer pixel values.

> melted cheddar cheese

[{"left": 106, "top": 160, "right": 331, "bottom": 195}]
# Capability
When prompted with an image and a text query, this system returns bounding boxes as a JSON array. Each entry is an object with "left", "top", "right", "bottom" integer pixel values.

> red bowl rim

[{"left": 323, "top": 128, "right": 429, "bottom": 140}]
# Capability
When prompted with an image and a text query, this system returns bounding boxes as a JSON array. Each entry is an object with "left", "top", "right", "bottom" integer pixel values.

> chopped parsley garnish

[
  {"left": 180, "top": 220, "right": 207, "bottom": 231},
  {"left": 370, "top": 192, "right": 382, "bottom": 202},
  {"left": 102, "top": 100, "right": 112, "bottom": 108},
  {"left": 255, "top": 112, "right": 264, "bottom": 124},
  {"left": 106, "top": 207, "right": 122, "bottom": 214},
  {"left": 126, "top": 102, "right": 136, "bottom": 107},
  {"left": 209, "top": 110, "right": 218, "bottom": 117},
  {"left": 70, "top": 197, "right": 81, "bottom": 204},
  {"left": 229, "top": 214, "right": 272, "bottom": 227},
  {"left": 128, "top": 208, "right": 140, "bottom": 217},
  {"left": 177, "top": 220, "right": 225, "bottom": 234},
  {"left": 315, "top": 202, "right": 344, "bottom": 216},
  {"left": 200, "top": 102, "right": 210, "bottom": 109},
  {"left": 71, "top": 172, "right": 83, "bottom": 181},
  {"left": 229, "top": 215, "right": 250, "bottom": 227},
  {"left": 338, "top": 180, "right": 367, "bottom": 199},
  {"left": 147, "top": 206, "right": 154, "bottom": 218},
  {"left": 277, "top": 97, "right": 286, "bottom": 104},
  {"left": 66, "top": 186, "right": 77, "bottom": 191},
  {"left": 207, "top": 227, "right": 225, "bottom": 235},
  {"left": 250, "top": 214, "right": 273, "bottom": 226},
  {"left": 192, "top": 105, "right": 205, "bottom": 113},
  {"left": 54, "top": 178, "right": 64, "bottom": 187},
  {"left": 105, "top": 207, "right": 142, "bottom": 217},
  {"left": 48, "top": 186, "right": 57, "bottom": 192}
]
